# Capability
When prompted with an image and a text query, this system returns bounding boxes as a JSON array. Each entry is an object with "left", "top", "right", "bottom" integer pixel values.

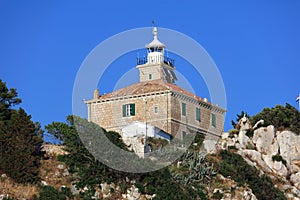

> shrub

[
  {"left": 272, "top": 154, "right": 287, "bottom": 167},
  {"left": 219, "top": 150, "right": 286, "bottom": 200},
  {"left": 228, "top": 129, "right": 239, "bottom": 137},
  {"left": 212, "top": 190, "right": 224, "bottom": 199},
  {"left": 251, "top": 103, "right": 300, "bottom": 134},
  {"left": 37, "top": 186, "right": 73, "bottom": 200}
]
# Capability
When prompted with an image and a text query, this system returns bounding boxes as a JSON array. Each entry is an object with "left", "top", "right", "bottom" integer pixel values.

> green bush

[
  {"left": 219, "top": 150, "right": 286, "bottom": 200},
  {"left": 212, "top": 190, "right": 224, "bottom": 199},
  {"left": 37, "top": 186, "right": 73, "bottom": 200},
  {"left": 272, "top": 154, "right": 287, "bottom": 166},
  {"left": 228, "top": 129, "right": 239, "bottom": 137},
  {"left": 46, "top": 116, "right": 209, "bottom": 200},
  {"left": 251, "top": 103, "right": 300, "bottom": 134}
]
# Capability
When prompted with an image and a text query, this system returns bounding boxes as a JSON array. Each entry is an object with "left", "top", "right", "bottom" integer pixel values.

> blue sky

[{"left": 1, "top": 1, "right": 299, "bottom": 137}]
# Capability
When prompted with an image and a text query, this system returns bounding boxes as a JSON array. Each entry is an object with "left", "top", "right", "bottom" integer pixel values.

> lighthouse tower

[{"left": 136, "top": 27, "right": 177, "bottom": 83}]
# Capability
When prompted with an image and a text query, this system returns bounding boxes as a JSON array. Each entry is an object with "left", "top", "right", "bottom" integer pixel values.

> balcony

[{"left": 137, "top": 57, "right": 175, "bottom": 67}]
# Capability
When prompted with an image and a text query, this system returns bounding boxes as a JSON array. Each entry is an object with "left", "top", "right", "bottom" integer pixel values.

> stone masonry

[{"left": 85, "top": 27, "right": 226, "bottom": 140}]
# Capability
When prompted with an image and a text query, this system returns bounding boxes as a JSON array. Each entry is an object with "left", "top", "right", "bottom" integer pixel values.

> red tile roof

[{"left": 98, "top": 79, "right": 206, "bottom": 102}]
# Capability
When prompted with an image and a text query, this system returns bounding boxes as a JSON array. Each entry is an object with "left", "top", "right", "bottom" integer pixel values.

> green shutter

[
  {"left": 182, "top": 131, "right": 186, "bottom": 140},
  {"left": 211, "top": 113, "right": 216, "bottom": 127},
  {"left": 196, "top": 108, "right": 201, "bottom": 121},
  {"left": 182, "top": 103, "right": 186, "bottom": 116},
  {"left": 122, "top": 105, "right": 126, "bottom": 117},
  {"left": 131, "top": 104, "right": 135, "bottom": 116}
]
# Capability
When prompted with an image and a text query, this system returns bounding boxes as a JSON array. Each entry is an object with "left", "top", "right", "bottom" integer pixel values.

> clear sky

[{"left": 1, "top": 1, "right": 299, "bottom": 137}]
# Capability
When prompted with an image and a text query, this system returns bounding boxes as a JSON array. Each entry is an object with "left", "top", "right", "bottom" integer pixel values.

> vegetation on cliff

[{"left": 0, "top": 79, "right": 43, "bottom": 184}]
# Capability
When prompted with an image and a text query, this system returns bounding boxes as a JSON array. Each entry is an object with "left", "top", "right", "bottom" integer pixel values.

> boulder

[
  {"left": 252, "top": 125, "right": 278, "bottom": 155},
  {"left": 57, "top": 164, "right": 65, "bottom": 170},
  {"left": 292, "top": 186, "right": 300, "bottom": 197},
  {"left": 291, "top": 172, "right": 300, "bottom": 189},
  {"left": 203, "top": 139, "right": 217, "bottom": 154},
  {"left": 242, "top": 188, "right": 257, "bottom": 200},
  {"left": 221, "top": 132, "right": 229, "bottom": 139},
  {"left": 71, "top": 182, "right": 80, "bottom": 195},
  {"left": 262, "top": 154, "right": 288, "bottom": 177},
  {"left": 238, "top": 150, "right": 272, "bottom": 173},
  {"left": 277, "top": 131, "right": 300, "bottom": 166},
  {"left": 238, "top": 131, "right": 250, "bottom": 148}
]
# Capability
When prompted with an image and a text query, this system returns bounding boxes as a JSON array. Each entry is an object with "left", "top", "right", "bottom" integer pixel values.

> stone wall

[
  {"left": 88, "top": 90, "right": 224, "bottom": 140},
  {"left": 89, "top": 92, "right": 170, "bottom": 133}
]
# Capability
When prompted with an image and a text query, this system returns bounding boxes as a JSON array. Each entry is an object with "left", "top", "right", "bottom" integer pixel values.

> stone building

[{"left": 85, "top": 27, "right": 226, "bottom": 140}]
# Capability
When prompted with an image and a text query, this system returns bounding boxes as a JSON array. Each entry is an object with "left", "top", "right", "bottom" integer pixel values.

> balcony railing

[{"left": 137, "top": 57, "right": 175, "bottom": 67}]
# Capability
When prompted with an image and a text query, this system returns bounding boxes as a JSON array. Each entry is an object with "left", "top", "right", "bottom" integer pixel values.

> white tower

[{"left": 136, "top": 27, "right": 177, "bottom": 83}]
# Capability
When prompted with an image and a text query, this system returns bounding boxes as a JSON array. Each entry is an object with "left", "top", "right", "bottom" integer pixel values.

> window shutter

[
  {"left": 182, "top": 103, "right": 186, "bottom": 116},
  {"left": 196, "top": 108, "right": 201, "bottom": 121},
  {"left": 211, "top": 113, "right": 216, "bottom": 127},
  {"left": 182, "top": 131, "right": 186, "bottom": 140},
  {"left": 131, "top": 104, "right": 135, "bottom": 116},
  {"left": 122, "top": 105, "right": 126, "bottom": 117}
]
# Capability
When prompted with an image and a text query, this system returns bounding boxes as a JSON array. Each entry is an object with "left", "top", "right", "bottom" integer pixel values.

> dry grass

[
  {"left": 39, "top": 156, "right": 73, "bottom": 190},
  {"left": 0, "top": 148, "right": 73, "bottom": 199},
  {"left": 0, "top": 176, "right": 38, "bottom": 199}
]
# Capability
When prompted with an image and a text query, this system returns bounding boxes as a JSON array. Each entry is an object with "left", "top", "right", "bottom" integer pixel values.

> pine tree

[{"left": 0, "top": 79, "right": 43, "bottom": 183}]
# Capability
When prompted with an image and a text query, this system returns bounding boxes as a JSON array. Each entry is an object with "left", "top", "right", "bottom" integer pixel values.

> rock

[
  {"left": 54, "top": 170, "right": 61, "bottom": 177},
  {"left": 292, "top": 187, "right": 300, "bottom": 197},
  {"left": 291, "top": 172, "right": 300, "bottom": 185},
  {"left": 227, "top": 137, "right": 237, "bottom": 147},
  {"left": 290, "top": 162, "right": 300, "bottom": 174},
  {"left": 252, "top": 125, "right": 278, "bottom": 155},
  {"left": 57, "top": 164, "right": 65, "bottom": 170},
  {"left": 92, "top": 191, "right": 100, "bottom": 199},
  {"left": 286, "top": 193, "right": 295, "bottom": 199},
  {"left": 262, "top": 154, "right": 288, "bottom": 177},
  {"left": 203, "top": 139, "right": 217, "bottom": 154},
  {"left": 238, "top": 130, "right": 250, "bottom": 149},
  {"left": 125, "top": 185, "right": 141, "bottom": 200},
  {"left": 213, "top": 188, "right": 224, "bottom": 194},
  {"left": 243, "top": 188, "right": 257, "bottom": 200},
  {"left": 122, "top": 135, "right": 147, "bottom": 158},
  {"left": 282, "top": 184, "right": 290, "bottom": 191},
  {"left": 221, "top": 132, "right": 229, "bottom": 139},
  {"left": 238, "top": 150, "right": 272, "bottom": 173},
  {"left": 277, "top": 131, "right": 300, "bottom": 166},
  {"left": 1, "top": 174, "right": 7, "bottom": 179},
  {"left": 41, "top": 180, "right": 48, "bottom": 186},
  {"left": 71, "top": 182, "right": 80, "bottom": 195},
  {"left": 62, "top": 169, "right": 69, "bottom": 176},
  {"left": 100, "top": 182, "right": 111, "bottom": 198}
]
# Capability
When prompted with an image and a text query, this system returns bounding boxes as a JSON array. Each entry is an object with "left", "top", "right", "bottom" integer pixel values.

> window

[
  {"left": 154, "top": 106, "right": 158, "bottom": 113},
  {"left": 149, "top": 74, "right": 152, "bottom": 80},
  {"left": 122, "top": 104, "right": 135, "bottom": 117},
  {"left": 211, "top": 113, "right": 216, "bottom": 127},
  {"left": 196, "top": 108, "right": 201, "bottom": 121},
  {"left": 182, "top": 131, "right": 186, "bottom": 140},
  {"left": 182, "top": 103, "right": 186, "bottom": 116}
]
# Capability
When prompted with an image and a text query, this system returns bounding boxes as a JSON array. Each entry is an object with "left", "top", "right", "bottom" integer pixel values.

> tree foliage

[
  {"left": 250, "top": 103, "right": 300, "bottom": 134},
  {"left": 231, "top": 110, "right": 250, "bottom": 129},
  {"left": 0, "top": 79, "right": 43, "bottom": 183},
  {"left": 34, "top": 186, "right": 73, "bottom": 200},
  {"left": 45, "top": 116, "right": 208, "bottom": 199}
]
